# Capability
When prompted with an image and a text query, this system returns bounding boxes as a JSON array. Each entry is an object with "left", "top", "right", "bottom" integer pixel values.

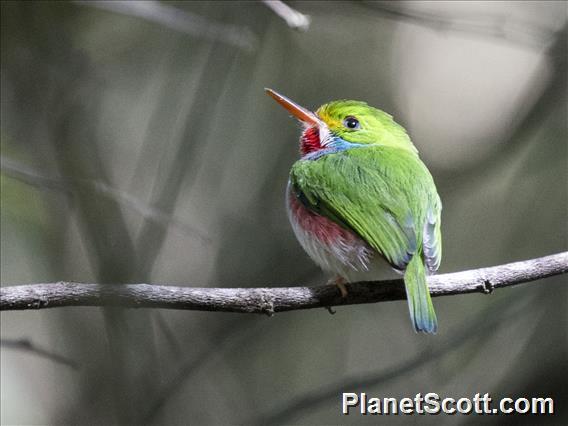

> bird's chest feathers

[{"left": 286, "top": 184, "right": 372, "bottom": 274}]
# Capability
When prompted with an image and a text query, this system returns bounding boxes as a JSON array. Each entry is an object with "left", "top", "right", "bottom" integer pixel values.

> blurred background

[{"left": 1, "top": 1, "right": 566, "bottom": 424}]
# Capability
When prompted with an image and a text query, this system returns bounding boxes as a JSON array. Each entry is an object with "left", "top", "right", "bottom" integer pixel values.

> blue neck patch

[{"left": 302, "top": 137, "right": 367, "bottom": 161}]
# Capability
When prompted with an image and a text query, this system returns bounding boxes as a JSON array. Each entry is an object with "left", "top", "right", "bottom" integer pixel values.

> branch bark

[{"left": 1, "top": 252, "right": 566, "bottom": 313}]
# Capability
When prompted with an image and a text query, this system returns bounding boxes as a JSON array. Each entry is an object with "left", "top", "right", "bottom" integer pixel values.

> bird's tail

[{"left": 404, "top": 253, "right": 438, "bottom": 334}]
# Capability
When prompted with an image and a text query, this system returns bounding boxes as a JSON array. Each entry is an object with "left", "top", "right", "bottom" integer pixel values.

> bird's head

[{"left": 266, "top": 88, "right": 417, "bottom": 157}]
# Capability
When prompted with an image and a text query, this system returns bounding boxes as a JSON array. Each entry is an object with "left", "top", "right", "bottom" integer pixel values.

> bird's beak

[{"left": 265, "top": 88, "right": 324, "bottom": 127}]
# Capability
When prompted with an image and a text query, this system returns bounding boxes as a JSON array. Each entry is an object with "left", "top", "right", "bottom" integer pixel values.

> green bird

[{"left": 266, "top": 88, "right": 442, "bottom": 333}]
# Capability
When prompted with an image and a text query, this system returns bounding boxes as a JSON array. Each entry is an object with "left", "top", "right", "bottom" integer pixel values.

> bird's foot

[{"left": 328, "top": 276, "right": 348, "bottom": 298}]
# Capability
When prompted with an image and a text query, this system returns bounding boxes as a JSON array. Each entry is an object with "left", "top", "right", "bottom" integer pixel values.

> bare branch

[
  {"left": 358, "top": 1, "right": 559, "bottom": 50},
  {"left": 73, "top": 0, "right": 258, "bottom": 52},
  {"left": 1, "top": 338, "right": 79, "bottom": 370},
  {"left": 143, "top": 319, "right": 266, "bottom": 423},
  {"left": 263, "top": 0, "right": 311, "bottom": 31},
  {"left": 1, "top": 252, "right": 566, "bottom": 312},
  {"left": 1, "top": 156, "right": 211, "bottom": 245},
  {"left": 0, "top": 156, "right": 71, "bottom": 194}
]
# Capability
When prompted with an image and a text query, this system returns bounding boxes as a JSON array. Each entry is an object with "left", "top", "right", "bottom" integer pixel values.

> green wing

[{"left": 290, "top": 146, "right": 441, "bottom": 271}]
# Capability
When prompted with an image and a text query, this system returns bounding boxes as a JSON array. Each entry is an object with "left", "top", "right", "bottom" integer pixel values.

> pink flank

[
  {"left": 288, "top": 188, "right": 356, "bottom": 247},
  {"left": 286, "top": 186, "right": 372, "bottom": 275}
]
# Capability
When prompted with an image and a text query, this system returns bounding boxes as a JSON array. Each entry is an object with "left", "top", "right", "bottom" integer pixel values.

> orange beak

[{"left": 265, "top": 88, "right": 324, "bottom": 127}]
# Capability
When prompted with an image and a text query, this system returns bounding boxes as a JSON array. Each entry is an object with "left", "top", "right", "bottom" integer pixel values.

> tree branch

[
  {"left": 1, "top": 338, "right": 79, "bottom": 370},
  {"left": 262, "top": 0, "right": 311, "bottom": 32},
  {"left": 1, "top": 252, "right": 566, "bottom": 312},
  {"left": 358, "top": 1, "right": 559, "bottom": 50},
  {"left": 73, "top": 0, "right": 258, "bottom": 52},
  {"left": 1, "top": 156, "right": 211, "bottom": 245}
]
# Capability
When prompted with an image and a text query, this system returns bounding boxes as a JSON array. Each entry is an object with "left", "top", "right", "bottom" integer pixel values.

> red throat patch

[{"left": 300, "top": 126, "right": 322, "bottom": 156}]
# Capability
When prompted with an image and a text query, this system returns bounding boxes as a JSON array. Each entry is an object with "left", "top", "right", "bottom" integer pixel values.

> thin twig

[
  {"left": 143, "top": 319, "right": 266, "bottom": 423},
  {"left": 1, "top": 338, "right": 79, "bottom": 370},
  {"left": 358, "top": 1, "right": 558, "bottom": 50},
  {"left": 0, "top": 156, "right": 211, "bottom": 245},
  {"left": 133, "top": 43, "right": 237, "bottom": 279},
  {"left": 73, "top": 0, "right": 257, "bottom": 52},
  {"left": 262, "top": 0, "right": 311, "bottom": 31},
  {"left": 1, "top": 252, "right": 566, "bottom": 312},
  {"left": 153, "top": 312, "right": 183, "bottom": 361},
  {"left": 0, "top": 156, "right": 71, "bottom": 194}
]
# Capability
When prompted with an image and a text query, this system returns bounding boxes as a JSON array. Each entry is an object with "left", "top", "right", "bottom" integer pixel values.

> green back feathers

[
  {"left": 290, "top": 146, "right": 441, "bottom": 271},
  {"left": 291, "top": 146, "right": 441, "bottom": 333}
]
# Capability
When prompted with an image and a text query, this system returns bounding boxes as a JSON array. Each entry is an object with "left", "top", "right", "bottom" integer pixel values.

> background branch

[
  {"left": 73, "top": 0, "right": 257, "bottom": 52},
  {"left": 0, "top": 156, "right": 211, "bottom": 244},
  {"left": 1, "top": 338, "right": 79, "bottom": 370},
  {"left": 1, "top": 252, "right": 566, "bottom": 312},
  {"left": 358, "top": 1, "right": 558, "bottom": 49},
  {"left": 262, "top": 0, "right": 311, "bottom": 31}
]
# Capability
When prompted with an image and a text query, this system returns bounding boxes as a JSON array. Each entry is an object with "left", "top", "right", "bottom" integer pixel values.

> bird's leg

[{"left": 328, "top": 275, "right": 348, "bottom": 298}]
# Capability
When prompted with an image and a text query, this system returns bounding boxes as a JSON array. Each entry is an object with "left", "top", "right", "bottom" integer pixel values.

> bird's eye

[{"left": 343, "top": 116, "right": 360, "bottom": 130}]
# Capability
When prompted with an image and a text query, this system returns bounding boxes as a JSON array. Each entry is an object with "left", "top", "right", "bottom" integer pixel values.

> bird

[{"left": 265, "top": 88, "right": 442, "bottom": 334}]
